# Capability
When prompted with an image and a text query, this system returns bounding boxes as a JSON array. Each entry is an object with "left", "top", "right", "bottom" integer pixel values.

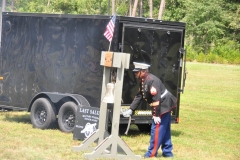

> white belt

[{"left": 161, "top": 89, "right": 168, "bottom": 98}]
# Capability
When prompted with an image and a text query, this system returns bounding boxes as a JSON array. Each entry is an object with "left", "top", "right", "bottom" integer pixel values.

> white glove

[
  {"left": 153, "top": 116, "right": 161, "bottom": 124},
  {"left": 122, "top": 109, "right": 132, "bottom": 117}
]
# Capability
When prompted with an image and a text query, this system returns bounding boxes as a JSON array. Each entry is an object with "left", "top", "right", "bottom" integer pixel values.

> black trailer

[{"left": 0, "top": 12, "right": 186, "bottom": 133}]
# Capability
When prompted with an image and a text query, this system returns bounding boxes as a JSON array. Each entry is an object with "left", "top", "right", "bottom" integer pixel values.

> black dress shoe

[{"left": 162, "top": 154, "right": 174, "bottom": 158}]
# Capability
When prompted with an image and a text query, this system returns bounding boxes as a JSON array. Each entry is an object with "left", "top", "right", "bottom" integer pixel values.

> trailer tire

[
  {"left": 58, "top": 102, "right": 77, "bottom": 133},
  {"left": 30, "top": 98, "right": 56, "bottom": 129},
  {"left": 137, "top": 124, "right": 151, "bottom": 132}
]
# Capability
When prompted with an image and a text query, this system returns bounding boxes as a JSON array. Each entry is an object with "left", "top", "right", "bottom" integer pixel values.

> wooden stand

[{"left": 72, "top": 51, "right": 141, "bottom": 160}]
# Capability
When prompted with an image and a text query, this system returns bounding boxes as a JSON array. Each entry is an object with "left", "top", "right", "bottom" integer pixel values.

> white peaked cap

[{"left": 133, "top": 62, "right": 150, "bottom": 72}]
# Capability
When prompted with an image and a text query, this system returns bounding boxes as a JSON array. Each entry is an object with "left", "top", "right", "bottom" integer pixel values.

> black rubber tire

[
  {"left": 137, "top": 124, "right": 151, "bottom": 132},
  {"left": 58, "top": 102, "right": 77, "bottom": 133},
  {"left": 30, "top": 98, "right": 56, "bottom": 129}
]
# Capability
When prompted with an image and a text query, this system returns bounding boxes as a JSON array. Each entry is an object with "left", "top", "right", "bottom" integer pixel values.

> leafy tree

[
  {"left": 115, "top": 0, "right": 129, "bottom": 16},
  {"left": 12, "top": 0, "right": 51, "bottom": 12},
  {"left": 183, "top": 0, "right": 226, "bottom": 53},
  {"left": 0, "top": 0, "right": 239, "bottom": 58},
  {"left": 221, "top": 0, "right": 240, "bottom": 43},
  {"left": 162, "top": 0, "right": 187, "bottom": 21}
]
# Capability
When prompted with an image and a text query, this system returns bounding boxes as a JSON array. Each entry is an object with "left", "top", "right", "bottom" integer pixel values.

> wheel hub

[
  {"left": 37, "top": 108, "right": 46, "bottom": 123},
  {"left": 64, "top": 111, "right": 75, "bottom": 127}
]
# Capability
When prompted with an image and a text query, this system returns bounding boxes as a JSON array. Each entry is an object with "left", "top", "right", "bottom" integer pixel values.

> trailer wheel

[
  {"left": 30, "top": 98, "right": 56, "bottom": 129},
  {"left": 58, "top": 102, "right": 77, "bottom": 133},
  {"left": 137, "top": 124, "right": 151, "bottom": 132}
]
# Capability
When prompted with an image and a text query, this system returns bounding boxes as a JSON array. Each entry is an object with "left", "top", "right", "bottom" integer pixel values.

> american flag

[{"left": 104, "top": 14, "right": 116, "bottom": 42}]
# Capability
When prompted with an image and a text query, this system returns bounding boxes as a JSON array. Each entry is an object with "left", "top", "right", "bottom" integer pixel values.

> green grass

[{"left": 0, "top": 62, "right": 240, "bottom": 160}]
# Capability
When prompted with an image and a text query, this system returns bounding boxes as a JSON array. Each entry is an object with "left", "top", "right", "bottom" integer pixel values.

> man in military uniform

[{"left": 122, "top": 62, "right": 177, "bottom": 158}]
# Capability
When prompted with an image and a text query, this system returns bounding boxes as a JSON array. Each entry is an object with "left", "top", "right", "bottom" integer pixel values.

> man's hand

[
  {"left": 153, "top": 116, "right": 161, "bottom": 124},
  {"left": 122, "top": 109, "right": 132, "bottom": 117}
]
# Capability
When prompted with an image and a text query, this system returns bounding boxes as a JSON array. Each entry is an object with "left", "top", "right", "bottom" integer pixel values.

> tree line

[{"left": 1, "top": 0, "right": 240, "bottom": 64}]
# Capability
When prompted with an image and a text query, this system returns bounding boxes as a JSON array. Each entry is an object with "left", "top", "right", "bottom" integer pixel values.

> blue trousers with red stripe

[{"left": 144, "top": 112, "right": 173, "bottom": 158}]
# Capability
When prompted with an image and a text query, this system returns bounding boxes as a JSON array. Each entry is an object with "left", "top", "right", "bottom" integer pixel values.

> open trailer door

[{"left": 120, "top": 20, "right": 186, "bottom": 124}]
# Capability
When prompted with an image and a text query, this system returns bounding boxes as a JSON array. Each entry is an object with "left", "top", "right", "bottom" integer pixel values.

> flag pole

[{"left": 108, "top": 40, "right": 112, "bottom": 51}]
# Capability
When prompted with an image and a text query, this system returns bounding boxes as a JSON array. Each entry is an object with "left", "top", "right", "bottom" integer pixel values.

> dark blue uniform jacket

[{"left": 130, "top": 73, "right": 177, "bottom": 117}]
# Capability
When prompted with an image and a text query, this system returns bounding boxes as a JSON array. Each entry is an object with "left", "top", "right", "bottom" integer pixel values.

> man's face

[
  {"left": 134, "top": 71, "right": 141, "bottom": 79},
  {"left": 134, "top": 70, "right": 146, "bottom": 79}
]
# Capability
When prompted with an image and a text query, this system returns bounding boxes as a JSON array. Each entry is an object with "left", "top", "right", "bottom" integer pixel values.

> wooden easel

[{"left": 72, "top": 51, "right": 141, "bottom": 160}]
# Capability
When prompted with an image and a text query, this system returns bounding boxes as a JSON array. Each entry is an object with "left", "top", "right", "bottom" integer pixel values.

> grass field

[{"left": 0, "top": 62, "right": 240, "bottom": 160}]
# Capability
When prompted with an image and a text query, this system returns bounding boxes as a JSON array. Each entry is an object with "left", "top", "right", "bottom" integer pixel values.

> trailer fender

[{"left": 28, "top": 92, "right": 91, "bottom": 112}]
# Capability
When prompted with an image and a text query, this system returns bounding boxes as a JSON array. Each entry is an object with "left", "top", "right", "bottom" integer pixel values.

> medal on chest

[{"left": 144, "top": 85, "right": 148, "bottom": 92}]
